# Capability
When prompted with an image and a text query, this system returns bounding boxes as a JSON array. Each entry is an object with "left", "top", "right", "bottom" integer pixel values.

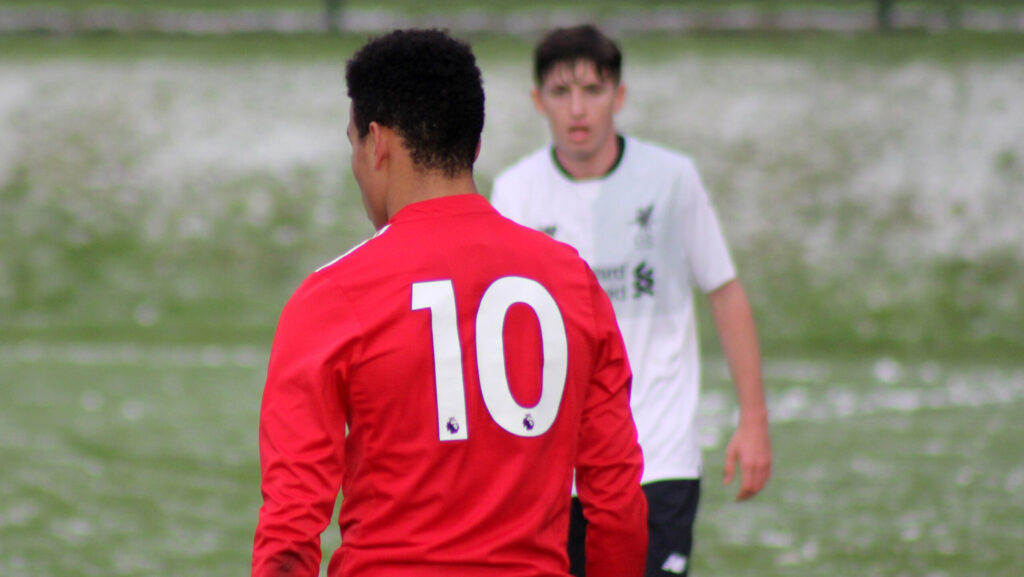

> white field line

[
  {"left": 2, "top": 342, "right": 1022, "bottom": 439},
  {"left": 0, "top": 341, "right": 268, "bottom": 369},
  {"left": 696, "top": 364, "right": 1024, "bottom": 448}
]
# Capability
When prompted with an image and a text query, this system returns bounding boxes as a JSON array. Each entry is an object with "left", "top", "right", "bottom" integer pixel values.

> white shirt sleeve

[{"left": 679, "top": 160, "right": 737, "bottom": 294}]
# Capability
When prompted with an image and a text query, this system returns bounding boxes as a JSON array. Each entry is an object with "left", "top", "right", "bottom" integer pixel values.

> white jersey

[{"left": 491, "top": 136, "right": 736, "bottom": 482}]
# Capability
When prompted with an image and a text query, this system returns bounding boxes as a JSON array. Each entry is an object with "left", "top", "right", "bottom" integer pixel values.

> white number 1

[{"left": 412, "top": 276, "right": 568, "bottom": 441}]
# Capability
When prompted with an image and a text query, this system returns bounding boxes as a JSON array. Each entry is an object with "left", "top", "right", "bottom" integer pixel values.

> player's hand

[{"left": 722, "top": 416, "right": 772, "bottom": 501}]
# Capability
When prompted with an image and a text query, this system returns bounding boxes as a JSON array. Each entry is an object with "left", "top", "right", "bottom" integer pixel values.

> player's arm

[
  {"left": 678, "top": 159, "right": 772, "bottom": 501},
  {"left": 575, "top": 275, "right": 648, "bottom": 577},
  {"left": 708, "top": 278, "right": 772, "bottom": 501},
  {"left": 252, "top": 281, "right": 351, "bottom": 577}
]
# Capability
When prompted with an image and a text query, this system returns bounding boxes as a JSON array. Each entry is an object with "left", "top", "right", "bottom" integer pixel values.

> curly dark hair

[
  {"left": 346, "top": 29, "right": 485, "bottom": 178},
  {"left": 534, "top": 24, "right": 622, "bottom": 87}
]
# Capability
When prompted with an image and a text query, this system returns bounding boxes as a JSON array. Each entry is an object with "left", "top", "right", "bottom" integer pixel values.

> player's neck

[
  {"left": 386, "top": 168, "right": 479, "bottom": 219},
  {"left": 554, "top": 134, "right": 623, "bottom": 181}
]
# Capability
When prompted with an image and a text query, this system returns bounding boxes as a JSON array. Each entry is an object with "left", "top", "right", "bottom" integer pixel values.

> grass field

[
  {"left": 2, "top": 344, "right": 1021, "bottom": 576},
  {"left": 1, "top": 29, "right": 1022, "bottom": 576}
]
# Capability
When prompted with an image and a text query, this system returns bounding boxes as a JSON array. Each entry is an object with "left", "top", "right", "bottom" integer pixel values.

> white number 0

[{"left": 412, "top": 276, "right": 568, "bottom": 441}]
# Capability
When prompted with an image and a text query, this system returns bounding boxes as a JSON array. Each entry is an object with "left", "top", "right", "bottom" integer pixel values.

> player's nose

[{"left": 569, "top": 89, "right": 585, "bottom": 116}]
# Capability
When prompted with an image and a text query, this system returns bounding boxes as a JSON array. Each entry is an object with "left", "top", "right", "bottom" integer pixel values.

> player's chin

[{"left": 558, "top": 139, "right": 592, "bottom": 158}]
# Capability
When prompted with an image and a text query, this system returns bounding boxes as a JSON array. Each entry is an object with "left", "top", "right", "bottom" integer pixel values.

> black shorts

[{"left": 568, "top": 479, "right": 701, "bottom": 577}]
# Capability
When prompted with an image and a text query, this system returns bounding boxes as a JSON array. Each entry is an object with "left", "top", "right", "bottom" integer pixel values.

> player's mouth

[{"left": 568, "top": 125, "right": 589, "bottom": 143}]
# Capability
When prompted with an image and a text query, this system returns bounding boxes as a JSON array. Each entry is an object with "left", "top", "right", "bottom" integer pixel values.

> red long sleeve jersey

[{"left": 253, "top": 194, "right": 646, "bottom": 577}]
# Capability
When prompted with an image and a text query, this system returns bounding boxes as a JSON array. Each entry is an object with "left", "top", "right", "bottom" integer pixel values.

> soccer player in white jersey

[{"left": 490, "top": 25, "right": 773, "bottom": 577}]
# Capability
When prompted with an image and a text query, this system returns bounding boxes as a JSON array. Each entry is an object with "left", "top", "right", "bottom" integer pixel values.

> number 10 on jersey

[{"left": 412, "top": 276, "right": 569, "bottom": 441}]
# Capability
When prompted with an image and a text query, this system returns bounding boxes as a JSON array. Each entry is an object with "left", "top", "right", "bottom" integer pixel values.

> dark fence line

[{"left": 1, "top": 6, "right": 1023, "bottom": 34}]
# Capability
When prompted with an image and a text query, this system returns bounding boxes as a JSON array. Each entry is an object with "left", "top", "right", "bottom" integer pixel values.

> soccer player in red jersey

[{"left": 252, "top": 29, "right": 647, "bottom": 577}]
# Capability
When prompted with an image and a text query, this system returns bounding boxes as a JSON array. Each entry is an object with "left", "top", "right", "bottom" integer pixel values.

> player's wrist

[{"left": 737, "top": 406, "right": 769, "bottom": 426}]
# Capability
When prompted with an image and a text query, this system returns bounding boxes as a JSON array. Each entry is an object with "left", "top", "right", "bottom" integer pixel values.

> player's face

[
  {"left": 532, "top": 60, "right": 625, "bottom": 167},
  {"left": 347, "top": 105, "right": 388, "bottom": 229}
]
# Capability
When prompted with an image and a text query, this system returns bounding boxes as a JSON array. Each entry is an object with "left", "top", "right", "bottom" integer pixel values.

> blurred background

[{"left": 1, "top": 1, "right": 1022, "bottom": 576}]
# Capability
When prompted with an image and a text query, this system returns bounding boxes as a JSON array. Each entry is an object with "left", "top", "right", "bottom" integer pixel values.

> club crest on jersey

[
  {"left": 446, "top": 417, "right": 460, "bottom": 435},
  {"left": 633, "top": 261, "right": 655, "bottom": 298},
  {"left": 632, "top": 204, "right": 654, "bottom": 249}
]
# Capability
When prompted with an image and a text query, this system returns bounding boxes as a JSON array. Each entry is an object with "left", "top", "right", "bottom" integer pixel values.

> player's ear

[
  {"left": 368, "top": 121, "right": 388, "bottom": 169},
  {"left": 531, "top": 87, "right": 545, "bottom": 115},
  {"left": 613, "top": 83, "right": 626, "bottom": 114},
  {"left": 474, "top": 139, "right": 482, "bottom": 162}
]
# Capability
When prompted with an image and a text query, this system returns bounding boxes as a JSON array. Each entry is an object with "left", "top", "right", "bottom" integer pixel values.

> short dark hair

[
  {"left": 346, "top": 29, "right": 485, "bottom": 177},
  {"left": 534, "top": 24, "right": 622, "bottom": 87}
]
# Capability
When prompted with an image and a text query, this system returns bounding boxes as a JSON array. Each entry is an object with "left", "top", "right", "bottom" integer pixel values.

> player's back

[{"left": 300, "top": 194, "right": 640, "bottom": 576}]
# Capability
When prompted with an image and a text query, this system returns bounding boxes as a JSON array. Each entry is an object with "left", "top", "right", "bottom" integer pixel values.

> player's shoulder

[
  {"left": 494, "top": 146, "right": 551, "bottom": 188},
  {"left": 623, "top": 136, "right": 707, "bottom": 205},
  {"left": 272, "top": 231, "right": 389, "bottom": 341},
  {"left": 314, "top": 225, "right": 390, "bottom": 275},
  {"left": 491, "top": 213, "right": 594, "bottom": 282},
  {"left": 625, "top": 136, "right": 698, "bottom": 176},
  {"left": 281, "top": 226, "right": 400, "bottom": 316},
  {"left": 496, "top": 209, "right": 573, "bottom": 251},
  {"left": 301, "top": 224, "right": 393, "bottom": 289}
]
